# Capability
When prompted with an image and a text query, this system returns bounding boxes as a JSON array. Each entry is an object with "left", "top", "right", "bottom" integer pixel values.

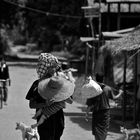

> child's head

[{"left": 36, "top": 53, "right": 61, "bottom": 79}]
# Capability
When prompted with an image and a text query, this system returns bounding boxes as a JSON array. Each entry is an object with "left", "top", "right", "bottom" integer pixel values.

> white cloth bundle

[{"left": 81, "top": 76, "right": 103, "bottom": 98}]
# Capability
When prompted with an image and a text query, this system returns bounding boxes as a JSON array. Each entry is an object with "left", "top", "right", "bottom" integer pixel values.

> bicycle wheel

[{"left": 0, "top": 88, "right": 3, "bottom": 109}]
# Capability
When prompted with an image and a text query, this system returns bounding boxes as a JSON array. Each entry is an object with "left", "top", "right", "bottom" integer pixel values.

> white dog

[
  {"left": 15, "top": 122, "right": 39, "bottom": 140},
  {"left": 120, "top": 125, "right": 140, "bottom": 140}
]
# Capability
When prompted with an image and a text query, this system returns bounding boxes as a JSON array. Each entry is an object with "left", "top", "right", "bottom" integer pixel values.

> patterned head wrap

[{"left": 36, "top": 53, "right": 60, "bottom": 78}]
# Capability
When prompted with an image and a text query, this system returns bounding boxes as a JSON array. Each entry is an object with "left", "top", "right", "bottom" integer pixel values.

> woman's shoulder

[
  {"left": 25, "top": 79, "right": 39, "bottom": 100},
  {"left": 103, "top": 85, "right": 112, "bottom": 92},
  {"left": 32, "top": 79, "right": 39, "bottom": 86}
]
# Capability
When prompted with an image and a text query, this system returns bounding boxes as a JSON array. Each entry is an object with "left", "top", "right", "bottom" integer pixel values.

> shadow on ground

[
  {"left": 64, "top": 106, "right": 133, "bottom": 135},
  {"left": 109, "top": 118, "right": 123, "bottom": 133},
  {"left": 64, "top": 112, "right": 92, "bottom": 131}
]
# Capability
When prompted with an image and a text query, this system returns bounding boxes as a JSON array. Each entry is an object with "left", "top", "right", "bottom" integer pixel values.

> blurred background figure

[
  {"left": 0, "top": 55, "right": 10, "bottom": 105},
  {"left": 94, "top": 50, "right": 104, "bottom": 83},
  {"left": 60, "top": 61, "right": 77, "bottom": 83},
  {"left": 136, "top": 75, "right": 140, "bottom": 125}
]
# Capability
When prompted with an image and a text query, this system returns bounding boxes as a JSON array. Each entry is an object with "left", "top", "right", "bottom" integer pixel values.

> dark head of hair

[
  {"left": 61, "top": 62, "right": 69, "bottom": 70},
  {"left": 0, "top": 55, "right": 5, "bottom": 61},
  {"left": 56, "top": 62, "right": 62, "bottom": 72}
]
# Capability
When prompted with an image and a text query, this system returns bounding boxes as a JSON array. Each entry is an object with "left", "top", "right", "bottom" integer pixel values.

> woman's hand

[{"left": 31, "top": 124, "right": 38, "bottom": 129}]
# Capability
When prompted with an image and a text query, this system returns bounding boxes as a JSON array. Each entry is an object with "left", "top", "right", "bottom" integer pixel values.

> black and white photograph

[{"left": 0, "top": 0, "right": 140, "bottom": 140}]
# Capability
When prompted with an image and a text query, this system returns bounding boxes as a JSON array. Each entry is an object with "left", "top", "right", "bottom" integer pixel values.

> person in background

[
  {"left": 94, "top": 50, "right": 104, "bottom": 83},
  {"left": 86, "top": 78, "right": 123, "bottom": 140},
  {"left": 136, "top": 75, "right": 140, "bottom": 125},
  {"left": 0, "top": 55, "right": 10, "bottom": 105}
]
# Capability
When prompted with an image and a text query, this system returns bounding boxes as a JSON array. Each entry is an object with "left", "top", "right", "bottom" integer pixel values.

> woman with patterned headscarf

[{"left": 26, "top": 53, "right": 75, "bottom": 140}]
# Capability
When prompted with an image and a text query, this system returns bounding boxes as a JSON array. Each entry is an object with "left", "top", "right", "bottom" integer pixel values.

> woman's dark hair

[
  {"left": 61, "top": 62, "right": 69, "bottom": 70},
  {"left": 56, "top": 64, "right": 62, "bottom": 72}
]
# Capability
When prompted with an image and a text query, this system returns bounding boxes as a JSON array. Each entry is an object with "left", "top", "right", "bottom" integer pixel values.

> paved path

[
  {"left": 62, "top": 102, "right": 124, "bottom": 140},
  {"left": 0, "top": 65, "right": 124, "bottom": 140}
]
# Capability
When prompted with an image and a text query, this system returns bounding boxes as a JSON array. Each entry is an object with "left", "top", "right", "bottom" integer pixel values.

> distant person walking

[
  {"left": 83, "top": 77, "right": 123, "bottom": 140},
  {"left": 0, "top": 55, "right": 10, "bottom": 105},
  {"left": 136, "top": 75, "right": 140, "bottom": 125},
  {"left": 94, "top": 51, "right": 104, "bottom": 83}
]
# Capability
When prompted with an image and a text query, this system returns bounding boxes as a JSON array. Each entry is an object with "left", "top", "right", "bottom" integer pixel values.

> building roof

[
  {"left": 106, "top": 0, "right": 140, "bottom": 3},
  {"left": 102, "top": 25, "right": 140, "bottom": 55},
  {"left": 97, "top": 2, "right": 140, "bottom": 12}
]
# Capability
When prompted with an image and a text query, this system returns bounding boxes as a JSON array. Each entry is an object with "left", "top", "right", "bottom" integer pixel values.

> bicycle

[{"left": 0, "top": 79, "right": 10, "bottom": 109}]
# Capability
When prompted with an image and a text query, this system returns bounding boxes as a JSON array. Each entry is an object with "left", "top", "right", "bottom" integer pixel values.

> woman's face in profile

[
  {"left": 47, "top": 67, "right": 56, "bottom": 76},
  {"left": 85, "top": 76, "right": 91, "bottom": 83}
]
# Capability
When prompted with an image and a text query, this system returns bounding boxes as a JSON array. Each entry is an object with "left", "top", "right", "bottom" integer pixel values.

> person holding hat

[
  {"left": 26, "top": 53, "right": 75, "bottom": 140},
  {"left": 31, "top": 75, "right": 75, "bottom": 128},
  {"left": 84, "top": 77, "right": 123, "bottom": 140}
]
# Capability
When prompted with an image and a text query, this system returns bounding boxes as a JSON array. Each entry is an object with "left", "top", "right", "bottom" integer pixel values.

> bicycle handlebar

[
  {"left": 0, "top": 79, "right": 7, "bottom": 82},
  {"left": 0, "top": 79, "right": 10, "bottom": 87}
]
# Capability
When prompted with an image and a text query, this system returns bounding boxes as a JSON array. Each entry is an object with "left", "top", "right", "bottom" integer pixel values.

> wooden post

[
  {"left": 107, "top": 3, "right": 110, "bottom": 31},
  {"left": 85, "top": 44, "right": 89, "bottom": 77},
  {"left": 128, "top": 3, "right": 131, "bottom": 13},
  {"left": 133, "top": 52, "right": 138, "bottom": 124},
  {"left": 98, "top": 0, "right": 102, "bottom": 49},
  {"left": 95, "top": 0, "right": 102, "bottom": 76},
  {"left": 117, "top": 3, "right": 121, "bottom": 30},
  {"left": 81, "top": 3, "right": 100, "bottom": 77},
  {"left": 85, "top": 25, "right": 90, "bottom": 77},
  {"left": 122, "top": 51, "right": 127, "bottom": 122},
  {"left": 89, "top": 18, "right": 95, "bottom": 76}
]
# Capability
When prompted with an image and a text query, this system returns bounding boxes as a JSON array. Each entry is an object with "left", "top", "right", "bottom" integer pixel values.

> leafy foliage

[
  {"left": 0, "top": 0, "right": 27, "bottom": 54},
  {"left": 25, "top": 0, "right": 85, "bottom": 52},
  {"left": 0, "top": 0, "right": 87, "bottom": 56},
  {"left": 0, "top": 1, "right": 16, "bottom": 26}
]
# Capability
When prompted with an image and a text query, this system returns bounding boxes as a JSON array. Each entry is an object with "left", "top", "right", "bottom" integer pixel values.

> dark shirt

[
  {"left": 86, "top": 84, "right": 113, "bottom": 113},
  {"left": 0, "top": 64, "right": 9, "bottom": 79},
  {"left": 25, "top": 80, "right": 45, "bottom": 103},
  {"left": 25, "top": 79, "right": 65, "bottom": 117},
  {"left": 25, "top": 79, "right": 64, "bottom": 140}
]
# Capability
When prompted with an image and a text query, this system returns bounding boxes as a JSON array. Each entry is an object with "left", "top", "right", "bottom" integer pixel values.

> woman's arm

[
  {"left": 42, "top": 101, "right": 65, "bottom": 118},
  {"left": 31, "top": 101, "right": 65, "bottom": 128},
  {"left": 31, "top": 114, "right": 46, "bottom": 128},
  {"left": 111, "top": 89, "right": 123, "bottom": 100},
  {"left": 29, "top": 99, "right": 46, "bottom": 109}
]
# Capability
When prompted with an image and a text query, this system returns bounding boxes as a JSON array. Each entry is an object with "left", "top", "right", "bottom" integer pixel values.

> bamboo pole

[
  {"left": 85, "top": 25, "right": 90, "bottom": 78},
  {"left": 98, "top": 0, "right": 102, "bottom": 49},
  {"left": 89, "top": 18, "right": 95, "bottom": 76},
  {"left": 85, "top": 45, "right": 89, "bottom": 77},
  {"left": 117, "top": 3, "right": 121, "bottom": 30}
]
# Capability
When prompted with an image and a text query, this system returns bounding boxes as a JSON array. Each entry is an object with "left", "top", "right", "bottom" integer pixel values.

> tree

[
  {"left": 25, "top": 0, "right": 85, "bottom": 52},
  {"left": 0, "top": 0, "right": 86, "bottom": 55},
  {"left": 0, "top": 0, "right": 27, "bottom": 54},
  {"left": 0, "top": 1, "right": 16, "bottom": 26}
]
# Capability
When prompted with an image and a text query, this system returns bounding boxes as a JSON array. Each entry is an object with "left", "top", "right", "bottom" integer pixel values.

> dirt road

[{"left": 0, "top": 64, "right": 123, "bottom": 140}]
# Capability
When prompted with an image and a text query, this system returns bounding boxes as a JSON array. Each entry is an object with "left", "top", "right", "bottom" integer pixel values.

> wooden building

[
  {"left": 92, "top": 0, "right": 140, "bottom": 32},
  {"left": 102, "top": 25, "right": 140, "bottom": 123},
  {"left": 81, "top": 0, "right": 140, "bottom": 79}
]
